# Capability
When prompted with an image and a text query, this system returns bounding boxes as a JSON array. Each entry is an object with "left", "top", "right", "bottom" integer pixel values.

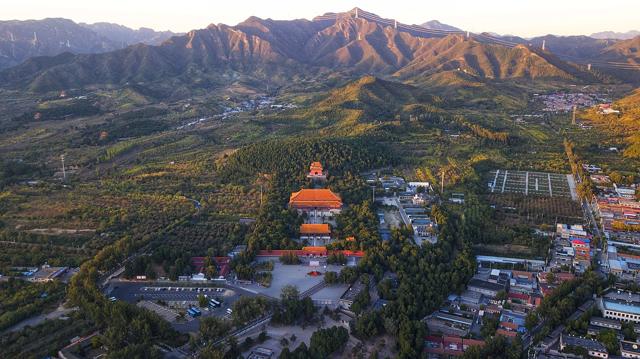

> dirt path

[{"left": 2, "top": 304, "right": 78, "bottom": 334}]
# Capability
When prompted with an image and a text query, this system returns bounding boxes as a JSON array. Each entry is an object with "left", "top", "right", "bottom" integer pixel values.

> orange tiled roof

[
  {"left": 256, "top": 248, "right": 364, "bottom": 258},
  {"left": 342, "top": 250, "right": 364, "bottom": 257},
  {"left": 300, "top": 224, "right": 331, "bottom": 235},
  {"left": 463, "top": 339, "right": 485, "bottom": 347},
  {"left": 310, "top": 162, "right": 323, "bottom": 170},
  {"left": 289, "top": 189, "right": 342, "bottom": 209},
  {"left": 302, "top": 246, "right": 328, "bottom": 253},
  {"left": 500, "top": 321, "right": 519, "bottom": 330}
]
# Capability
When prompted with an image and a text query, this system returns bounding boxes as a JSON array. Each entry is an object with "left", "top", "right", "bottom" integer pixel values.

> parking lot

[
  {"left": 138, "top": 285, "right": 228, "bottom": 301},
  {"left": 109, "top": 282, "right": 238, "bottom": 302},
  {"left": 107, "top": 282, "right": 246, "bottom": 333}
]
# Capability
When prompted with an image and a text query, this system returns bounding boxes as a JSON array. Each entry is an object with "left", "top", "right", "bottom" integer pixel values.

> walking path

[{"left": 2, "top": 304, "right": 77, "bottom": 334}]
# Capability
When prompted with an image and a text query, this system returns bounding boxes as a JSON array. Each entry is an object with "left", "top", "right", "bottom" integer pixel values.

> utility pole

[
  {"left": 572, "top": 105, "right": 577, "bottom": 125},
  {"left": 371, "top": 186, "right": 375, "bottom": 202},
  {"left": 60, "top": 155, "right": 66, "bottom": 182},
  {"left": 441, "top": 171, "right": 445, "bottom": 194}
]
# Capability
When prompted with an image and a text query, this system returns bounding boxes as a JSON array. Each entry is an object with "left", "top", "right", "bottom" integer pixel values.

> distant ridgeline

[{"left": 4, "top": 8, "right": 638, "bottom": 95}]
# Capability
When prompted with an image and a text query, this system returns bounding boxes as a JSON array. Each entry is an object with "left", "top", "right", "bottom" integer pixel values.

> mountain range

[
  {"left": 591, "top": 30, "right": 640, "bottom": 40},
  {"left": 421, "top": 20, "right": 461, "bottom": 32},
  {"left": 0, "top": 8, "right": 638, "bottom": 95},
  {"left": 0, "top": 18, "right": 180, "bottom": 70}
]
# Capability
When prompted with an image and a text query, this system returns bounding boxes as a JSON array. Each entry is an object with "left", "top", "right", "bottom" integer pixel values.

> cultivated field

[
  {"left": 487, "top": 169, "right": 577, "bottom": 200},
  {"left": 486, "top": 193, "right": 583, "bottom": 227}
]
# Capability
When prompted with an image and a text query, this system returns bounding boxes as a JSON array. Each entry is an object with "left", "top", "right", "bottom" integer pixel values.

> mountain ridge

[
  {"left": 421, "top": 20, "right": 461, "bottom": 32},
  {"left": 0, "top": 8, "right": 620, "bottom": 94},
  {"left": 0, "top": 17, "right": 179, "bottom": 70},
  {"left": 591, "top": 30, "right": 640, "bottom": 40}
]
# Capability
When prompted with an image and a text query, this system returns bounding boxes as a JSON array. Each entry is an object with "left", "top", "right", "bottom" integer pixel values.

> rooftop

[
  {"left": 256, "top": 247, "right": 365, "bottom": 258},
  {"left": 434, "top": 312, "right": 474, "bottom": 326},
  {"left": 467, "top": 278, "right": 505, "bottom": 292},
  {"left": 562, "top": 334, "right": 607, "bottom": 352},
  {"left": 461, "top": 290, "right": 483, "bottom": 301},
  {"left": 289, "top": 188, "right": 342, "bottom": 208},
  {"left": 300, "top": 223, "right": 331, "bottom": 235},
  {"left": 602, "top": 298, "right": 640, "bottom": 315},
  {"left": 621, "top": 340, "right": 640, "bottom": 354},
  {"left": 590, "top": 316, "right": 622, "bottom": 328}
]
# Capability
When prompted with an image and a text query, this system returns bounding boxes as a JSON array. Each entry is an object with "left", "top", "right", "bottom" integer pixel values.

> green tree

[
  {"left": 199, "top": 317, "right": 231, "bottom": 342},
  {"left": 308, "top": 326, "right": 349, "bottom": 358},
  {"left": 525, "top": 312, "right": 539, "bottom": 331},
  {"left": 198, "top": 294, "right": 208, "bottom": 308},
  {"left": 231, "top": 296, "right": 270, "bottom": 325},
  {"left": 546, "top": 272, "right": 556, "bottom": 284},
  {"left": 324, "top": 271, "right": 338, "bottom": 284},
  {"left": 623, "top": 321, "right": 638, "bottom": 341},
  {"left": 463, "top": 336, "right": 522, "bottom": 359},
  {"left": 480, "top": 315, "right": 499, "bottom": 338},
  {"left": 597, "top": 329, "right": 620, "bottom": 355}
]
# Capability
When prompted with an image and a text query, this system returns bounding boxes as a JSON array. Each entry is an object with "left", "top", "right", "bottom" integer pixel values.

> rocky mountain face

[
  {"left": 0, "top": 18, "right": 117, "bottom": 69},
  {"left": 80, "top": 22, "right": 179, "bottom": 47},
  {"left": 0, "top": 18, "right": 179, "bottom": 70},
  {"left": 0, "top": 8, "right": 632, "bottom": 93}
]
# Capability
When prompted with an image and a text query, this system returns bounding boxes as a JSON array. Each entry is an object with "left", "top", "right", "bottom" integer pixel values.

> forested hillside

[{"left": 583, "top": 88, "right": 640, "bottom": 158}]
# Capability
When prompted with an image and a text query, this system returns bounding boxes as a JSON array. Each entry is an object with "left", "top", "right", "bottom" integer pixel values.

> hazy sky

[{"left": 3, "top": 0, "right": 639, "bottom": 37}]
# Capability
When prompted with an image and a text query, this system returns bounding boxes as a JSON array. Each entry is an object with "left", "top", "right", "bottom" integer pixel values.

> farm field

[
  {"left": 485, "top": 193, "right": 583, "bottom": 227},
  {"left": 487, "top": 169, "right": 577, "bottom": 200},
  {"left": 472, "top": 243, "right": 537, "bottom": 258}
]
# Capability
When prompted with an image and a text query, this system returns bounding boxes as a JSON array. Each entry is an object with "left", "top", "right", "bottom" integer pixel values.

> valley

[{"left": 0, "top": 5, "right": 639, "bottom": 359}]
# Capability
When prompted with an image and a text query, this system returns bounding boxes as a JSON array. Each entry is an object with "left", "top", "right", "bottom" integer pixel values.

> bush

[{"left": 324, "top": 271, "right": 338, "bottom": 284}]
